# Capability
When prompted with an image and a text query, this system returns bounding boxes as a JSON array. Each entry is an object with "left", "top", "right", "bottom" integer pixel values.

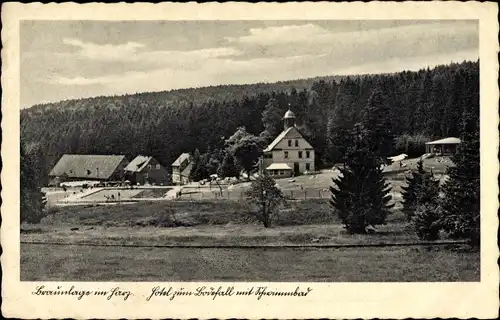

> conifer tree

[
  {"left": 440, "top": 109, "right": 480, "bottom": 245},
  {"left": 362, "top": 88, "right": 394, "bottom": 157},
  {"left": 189, "top": 149, "right": 209, "bottom": 182},
  {"left": 401, "top": 159, "right": 440, "bottom": 221},
  {"left": 217, "top": 152, "right": 239, "bottom": 178},
  {"left": 330, "top": 124, "right": 393, "bottom": 233},
  {"left": 21, "top": 141, "right": 46, "bottom": 224}
]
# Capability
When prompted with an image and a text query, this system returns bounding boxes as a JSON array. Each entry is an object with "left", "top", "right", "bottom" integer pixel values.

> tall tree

[
  {"left": 225, "top": 127, "right": 263, "bottom": 176},
  {"left": 362, "top": 88, "right": 394, "bottom": 157},
  {"left": 401, "top": 159, "right": 440, "bottom": 221},
  {"left": 440, "top": 107, "right": 480, "bottom": 245},
  {"left": 217, "top": 152, "right": 239, "bottom": 178},
  {"left": 325, "top": 79, "right": 358, "bottom": 164},
  {"left": 189, "top": 149, "right": 209, "bottom": 182},
  {"left": 330, "top": 124, "right": 393, "bottom": 234},
  {"left": 245, "top": 174, "right": 285, "bottom": 228},
  {"left": 21, "top": 141, "right": 46, "bottom": 224},
  {"left": 261, "top": 98, "right": 284, "bottom": 139}
]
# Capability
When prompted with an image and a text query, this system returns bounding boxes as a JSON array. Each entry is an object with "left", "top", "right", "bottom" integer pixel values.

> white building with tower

[{"left": 261, "top": 109, "right": 315, "bottom": 178}]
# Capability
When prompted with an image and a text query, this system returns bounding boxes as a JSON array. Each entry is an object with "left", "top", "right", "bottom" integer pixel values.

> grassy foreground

[
  {"left": 21, "top": 199, "right": 479, "bottom": 282},
  {"left": 40, "top": 198, "right": 406, "bottom": 228},
  {"left": 21, "top": 243, "right": 479, "bottom": 281}
]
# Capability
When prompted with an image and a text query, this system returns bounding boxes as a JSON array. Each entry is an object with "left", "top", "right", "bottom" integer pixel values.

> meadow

[{"left": 21, "top": 196, "right": 479, "bottom": 282}]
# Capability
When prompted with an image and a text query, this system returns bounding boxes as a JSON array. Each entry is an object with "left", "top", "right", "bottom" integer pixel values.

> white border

[{"left": 2, "top": 2, "right": 499, "bottom": 319}]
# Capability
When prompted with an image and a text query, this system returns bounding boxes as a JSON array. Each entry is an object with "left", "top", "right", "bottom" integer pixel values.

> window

[
  {"left": 279, "top": 170, "right": 284, "bottom": 176},
  {"left": 273, "top": 170, "right": 278, "bottom": 176},
  {"left": 156, "top": 164, "right": 161, "bottom": 169},
  {"left": 264, "top": 153, "right": 273, "bottom": 159},
  {"left": 306, "top": 151, "right": 310, "bottom": 158},
  {"left": 288, "top": 140, "right": 292, "bottom": 147},
  {"left": 295, "top": 140, "right": 299, "bottom": 147},
  {"left": 298, "top": 151, "right": 303, "bottom": 158},
  {"left": 306, "top": 163, "right": 311, "bottom": 171},
  {"left": 148, "top": 164, "right": 152, "bottom": 170},
  {"left": 284, "top": 151, "right": 289, "bottom": 159}
]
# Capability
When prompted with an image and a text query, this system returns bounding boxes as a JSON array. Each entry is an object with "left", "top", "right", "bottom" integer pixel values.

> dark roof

[
  {"left": 49, "top": 154, "right": 128, "bottom": 179},
  {"left": 124, "top": 155, "right": 154, "bottom": 172},
  {"left": 172, "top": 153, "right": 191, "bottom": 166}
]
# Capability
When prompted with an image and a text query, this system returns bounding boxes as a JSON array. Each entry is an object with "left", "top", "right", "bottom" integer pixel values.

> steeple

[{"left": 283, "top": 106, "right": 296, "bottom": 130}]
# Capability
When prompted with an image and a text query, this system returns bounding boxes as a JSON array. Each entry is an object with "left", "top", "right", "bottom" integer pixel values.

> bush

[{"left": 413, "top": 204, "right": 442, "bottom": 241}]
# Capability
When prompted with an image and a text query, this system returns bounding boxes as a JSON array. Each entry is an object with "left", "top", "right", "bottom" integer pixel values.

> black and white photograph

[{"left": 2, "top": 2, "right": 499, "bottom": 319}]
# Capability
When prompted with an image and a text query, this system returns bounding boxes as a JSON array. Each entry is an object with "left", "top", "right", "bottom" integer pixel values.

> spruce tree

[
  {"left": 401, "top": 159, "right": 440, "bottom": 221},
  {"left": 440, "top": 110, "right": 480, "bottom": 245},
  {"left": 189, "top": 149, "right": 209, "bottom": 182},
  {"left": 217, "top": 152, "right": 239, "bottom": 178},
  {"left": 362, "top": 88, "right": 394, "bottom": 157},
  {"left": 20, "top": 141, "right": 46, "bottom": 224},
  {"left": 330, "top": 124, "right": 393, "bottom": 234}
]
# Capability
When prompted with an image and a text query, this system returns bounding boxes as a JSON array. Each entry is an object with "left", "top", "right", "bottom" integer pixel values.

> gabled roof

[
  {"left": 49, "top": 154, "right": 128, "bottom": 179},
  {"left": 425, "top": 137, "right": 461, "bottom": 145},
  {"left": 124, "top": 155, "right": 154, "bottom": 172},
  {"left": 172, "top": 153, "right": 191, "bottom": 166},
  {"left": 263, "top": 126, "right": 312, "bottom": 152},
  {"left": 264, "top": 127, "right": 294, "bottom": 152},
  {"left": 266, "top": 163, "right": 292, "bottom": 170}
]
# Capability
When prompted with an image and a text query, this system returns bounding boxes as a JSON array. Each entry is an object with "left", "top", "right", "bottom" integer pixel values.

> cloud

[
  {"left": 63, "top": 38, "right": 145, "bottom": 60},
  {"left": 62, "top": 37, "right": 242, "bottom": 67},
  {"left": 22, "top": 21, "right": 479, "bottom": 107},
  {"left": 226, "top": 23, "right": 330, "bottom": 45},
  {"left": 227, "top": 21, "right": 478, "bottom": 60}
]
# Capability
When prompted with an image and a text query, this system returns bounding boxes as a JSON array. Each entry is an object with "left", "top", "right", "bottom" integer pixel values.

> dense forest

[{"left": 21, "top": 60, "right": 479, "bottom": 184}]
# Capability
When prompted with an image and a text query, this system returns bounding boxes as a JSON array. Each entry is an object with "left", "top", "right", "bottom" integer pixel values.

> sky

[{"left": 20, "top": 20, "right": 478, "bottom": 108}]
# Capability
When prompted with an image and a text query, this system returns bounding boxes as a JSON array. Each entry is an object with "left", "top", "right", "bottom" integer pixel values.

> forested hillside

[{"left": 21, "top": 60, "right": 479, "bottom": 184}]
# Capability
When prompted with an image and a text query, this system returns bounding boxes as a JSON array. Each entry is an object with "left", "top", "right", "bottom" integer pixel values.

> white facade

[{"left": 262, "top": 110, "right": 315, "bottom": 176}]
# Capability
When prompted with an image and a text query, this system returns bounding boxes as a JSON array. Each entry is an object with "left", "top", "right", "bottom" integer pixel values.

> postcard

[{"left": 1, "top": 2, "right": 499, "bottom": 319}]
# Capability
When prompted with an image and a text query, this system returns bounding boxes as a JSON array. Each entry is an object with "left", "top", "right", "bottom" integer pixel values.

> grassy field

[
  {"left": 37, "top": 198, "right": 408, "bottom": 229},
  {"left": 23, "top": 185, "right": 478, "bottom": 282},
  {"left": 21, "top": 243, "right": 479, "bottom": 281}
]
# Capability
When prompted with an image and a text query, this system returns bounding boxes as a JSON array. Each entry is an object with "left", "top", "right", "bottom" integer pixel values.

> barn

[
  {"left": 49, "top": 154, "right": 129, "bottom": 185},
  {"left": 124, "top": 155, "right": 169, "bottom": 185}
]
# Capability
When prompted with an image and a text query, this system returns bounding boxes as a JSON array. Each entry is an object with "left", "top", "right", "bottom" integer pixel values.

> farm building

[
  {"left": 262, "top": 109, "right": 315, "bottom": 177},
  {"left": 124, "top": 155, "right": 170, "bottom": 185},
  {"left": 425, "top": 137, "right": 461, "bottom": 155},
  {"left": 49, "top": 154, "right": 129, "bottom": 185},
  {"left": 171, "top": 153, "right": 192, "bottom": 185}
]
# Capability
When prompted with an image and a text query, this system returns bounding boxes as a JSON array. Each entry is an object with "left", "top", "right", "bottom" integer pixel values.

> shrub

[{"left": 413, "top": 203, "right": 442, "bottom": 241}]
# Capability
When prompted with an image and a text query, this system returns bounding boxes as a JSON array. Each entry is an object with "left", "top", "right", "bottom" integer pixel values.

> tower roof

[{"left": 283, "top": 109, "right": 296, "bottom": 119}]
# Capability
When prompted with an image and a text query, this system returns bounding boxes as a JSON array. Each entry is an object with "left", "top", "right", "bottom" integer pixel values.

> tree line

[{"left": 21, "top": 60, "right": 478, "bottom": 187}]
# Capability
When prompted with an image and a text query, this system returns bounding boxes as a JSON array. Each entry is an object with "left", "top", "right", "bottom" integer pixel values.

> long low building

[
  {"left": 49, "top": 154, "right": 129, "bottom": 185},
  {"left": 425, "top": 137, "right": 461, "bottom": 155}
]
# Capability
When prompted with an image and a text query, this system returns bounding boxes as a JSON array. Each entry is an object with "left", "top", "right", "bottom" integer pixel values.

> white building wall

[{"left": 264, "top": 132, "right": 315, "bottom": 173}]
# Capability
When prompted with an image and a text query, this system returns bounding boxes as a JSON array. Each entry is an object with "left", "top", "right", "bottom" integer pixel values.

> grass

[
  {"left": 132, "top": 188, "right": 171, "bottom": 198},
  {"left": 21, "top": 243, "right": 480, "bottom": 281},
  {"left": 37, "top": 198, "right": 408, "bottom": 229},
  {"left": 21, "top": 223, "right": 421, "bottom": 247}
]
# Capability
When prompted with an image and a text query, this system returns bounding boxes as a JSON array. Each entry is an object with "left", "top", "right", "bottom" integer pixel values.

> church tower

[{"left": 283, "top": 109, "right": 296, "bottom": 130}]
